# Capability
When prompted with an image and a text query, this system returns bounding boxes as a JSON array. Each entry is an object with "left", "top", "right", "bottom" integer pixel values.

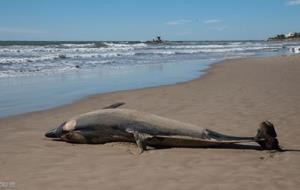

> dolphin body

[{"left": 45, "top": 103, "right": 280, "bottom": 153}]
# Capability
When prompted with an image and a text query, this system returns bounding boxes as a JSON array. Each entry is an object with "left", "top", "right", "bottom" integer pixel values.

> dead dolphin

[{"left": 45, "top": 103, "right": 280, "bottom": 153}]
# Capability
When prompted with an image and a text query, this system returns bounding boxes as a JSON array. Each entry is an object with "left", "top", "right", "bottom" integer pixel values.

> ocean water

[{"left": 0, "top": 40, "right": 299, "bottom": 118}]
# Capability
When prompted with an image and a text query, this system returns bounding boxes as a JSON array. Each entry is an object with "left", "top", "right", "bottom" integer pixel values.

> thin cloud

[
  {"left": 203, "top": 19, "right": 221, "bottom": 24},
  {"left": 286, "top": 0, "right": 300, "bottom": 5},
  {"left": 215, "top": 26, "right": 227, "bottom": 31},
  {"left": 165, "top": 19, "right": 192, "bottom": 26},
  {"left": 0, "top": 27, "right": 46, "bottom": 34},
  {"left": 173, "top": 31, "right": 192, "bottom": 36}
]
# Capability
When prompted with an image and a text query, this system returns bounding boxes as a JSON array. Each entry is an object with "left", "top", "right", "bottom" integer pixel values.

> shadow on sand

[
  {"left": 151, "top": 143, "right": 300, "bottom": 153},
  {"left": 48, "top": 138, "right": 300, "bottom": 153}
]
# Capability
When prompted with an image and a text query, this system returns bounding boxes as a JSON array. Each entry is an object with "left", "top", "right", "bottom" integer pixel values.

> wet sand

[{"left": 0, "top": 55, "right": 300, "bottom": 190}]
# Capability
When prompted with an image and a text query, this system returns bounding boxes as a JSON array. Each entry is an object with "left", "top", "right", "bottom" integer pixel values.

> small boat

[{"left": 146, "top": 36, "right": 165, "bottom": 44}]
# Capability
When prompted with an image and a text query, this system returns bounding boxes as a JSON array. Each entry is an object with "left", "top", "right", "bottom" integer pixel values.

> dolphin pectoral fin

[
  {"left": 102, "top": 102, "right": 125, "bottom": 109},
  {"left": 133, "top": 132, "right": 148, "bottom": 154},
  {"left": 125, "top": 128, "right": 152, "bottom": 154}
]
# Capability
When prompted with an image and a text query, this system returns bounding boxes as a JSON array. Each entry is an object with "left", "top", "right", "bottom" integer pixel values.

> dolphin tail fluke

[
  {"left": 102, "top": 102, "right": 125, "bottom": 109},
  {"left": 255, "top": 121, "right": 280, "bottom": 150}
]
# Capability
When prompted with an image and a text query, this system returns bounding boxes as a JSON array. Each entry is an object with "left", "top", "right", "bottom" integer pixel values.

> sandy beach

[{"left": 0, "top": 55, "right": 300, "bottom": 190}]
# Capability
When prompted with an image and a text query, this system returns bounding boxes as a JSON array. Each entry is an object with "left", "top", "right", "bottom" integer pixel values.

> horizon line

[{"left": 0, "top": 39, "right": 266, "bottom": 42}]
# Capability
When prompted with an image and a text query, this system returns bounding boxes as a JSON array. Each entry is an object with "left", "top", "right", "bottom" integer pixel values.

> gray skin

[{"left": 45, "top": 103, "right": 280, "bottom": 153}]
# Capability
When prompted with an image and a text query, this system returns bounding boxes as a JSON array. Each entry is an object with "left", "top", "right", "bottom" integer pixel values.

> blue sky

[{"left": 0, "top": 0, "right": 300, "bottom": 41}]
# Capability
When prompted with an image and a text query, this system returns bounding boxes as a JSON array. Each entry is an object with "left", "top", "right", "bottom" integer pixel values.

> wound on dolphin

[{"left": 45, "top": 102, "right": 280, "bottom": 153}]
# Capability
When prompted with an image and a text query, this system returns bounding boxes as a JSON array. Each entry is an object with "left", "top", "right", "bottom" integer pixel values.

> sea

[{"left": 0, "top": 40, "right": 299, "bottom": 118}]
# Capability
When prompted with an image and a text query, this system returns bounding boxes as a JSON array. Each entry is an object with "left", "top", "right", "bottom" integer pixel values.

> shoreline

[
  {"left": 0, "top": 58, "right": 212, "bottom": 119},
  {"left": 0, "top": 58, "right": 217, "bottom": 120},
  {"left": 0, "top": 55, "right": 300, "bottom": 190}
]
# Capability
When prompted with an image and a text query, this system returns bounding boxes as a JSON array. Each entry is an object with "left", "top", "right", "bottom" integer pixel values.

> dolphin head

[
  {"left": 45, "top": 122, "right": 66, "bottom": 138},
  {"left": 45, "top": 120, "right": 77, "bottom": 138}
]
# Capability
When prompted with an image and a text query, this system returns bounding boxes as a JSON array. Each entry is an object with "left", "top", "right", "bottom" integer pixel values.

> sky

[{"left": 0, "top": 0, "right": 300, "bottom": 41}]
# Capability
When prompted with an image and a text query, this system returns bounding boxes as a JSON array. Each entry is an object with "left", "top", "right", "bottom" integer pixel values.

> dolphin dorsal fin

[{"left": 102, "top": 102, "right": 125, "bottom": 109}]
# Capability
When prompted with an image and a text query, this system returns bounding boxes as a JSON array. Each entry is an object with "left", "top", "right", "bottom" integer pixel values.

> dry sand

[{"left": 0, "top": 55, "right": 300, "bottom": 190}]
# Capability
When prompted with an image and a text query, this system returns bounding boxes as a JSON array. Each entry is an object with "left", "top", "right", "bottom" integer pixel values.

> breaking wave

[
  {"left": 0, "top": 40, "right": 297, "bottom": 77},
  {"left": 60, "top": 43, "right": 96, "bottom": 48}
]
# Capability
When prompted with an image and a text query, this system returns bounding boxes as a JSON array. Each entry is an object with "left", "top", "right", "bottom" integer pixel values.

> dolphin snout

[
  {"left": 45, "top": 128, "right": 58, "bottom": 138},
  {"left": 45, "top": 122, "right": 67, "bottom": 138}
]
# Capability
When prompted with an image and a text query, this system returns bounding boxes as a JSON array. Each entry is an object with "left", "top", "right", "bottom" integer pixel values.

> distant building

[
  {"left": 285, "top": 32, "right": 296, "bottom": 38},
  {"left": 268, "top": 32, "right": 300, "bottom": 41}
]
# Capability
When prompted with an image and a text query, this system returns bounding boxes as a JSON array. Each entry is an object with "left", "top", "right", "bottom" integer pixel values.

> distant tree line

[{"left": 268, "top": 32, "right": 300, "bottom": 40}]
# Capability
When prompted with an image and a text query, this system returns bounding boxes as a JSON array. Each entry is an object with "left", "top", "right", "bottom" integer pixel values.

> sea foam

[{"left": 0, "top": 41, "right": 298, "bottom": 78}]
